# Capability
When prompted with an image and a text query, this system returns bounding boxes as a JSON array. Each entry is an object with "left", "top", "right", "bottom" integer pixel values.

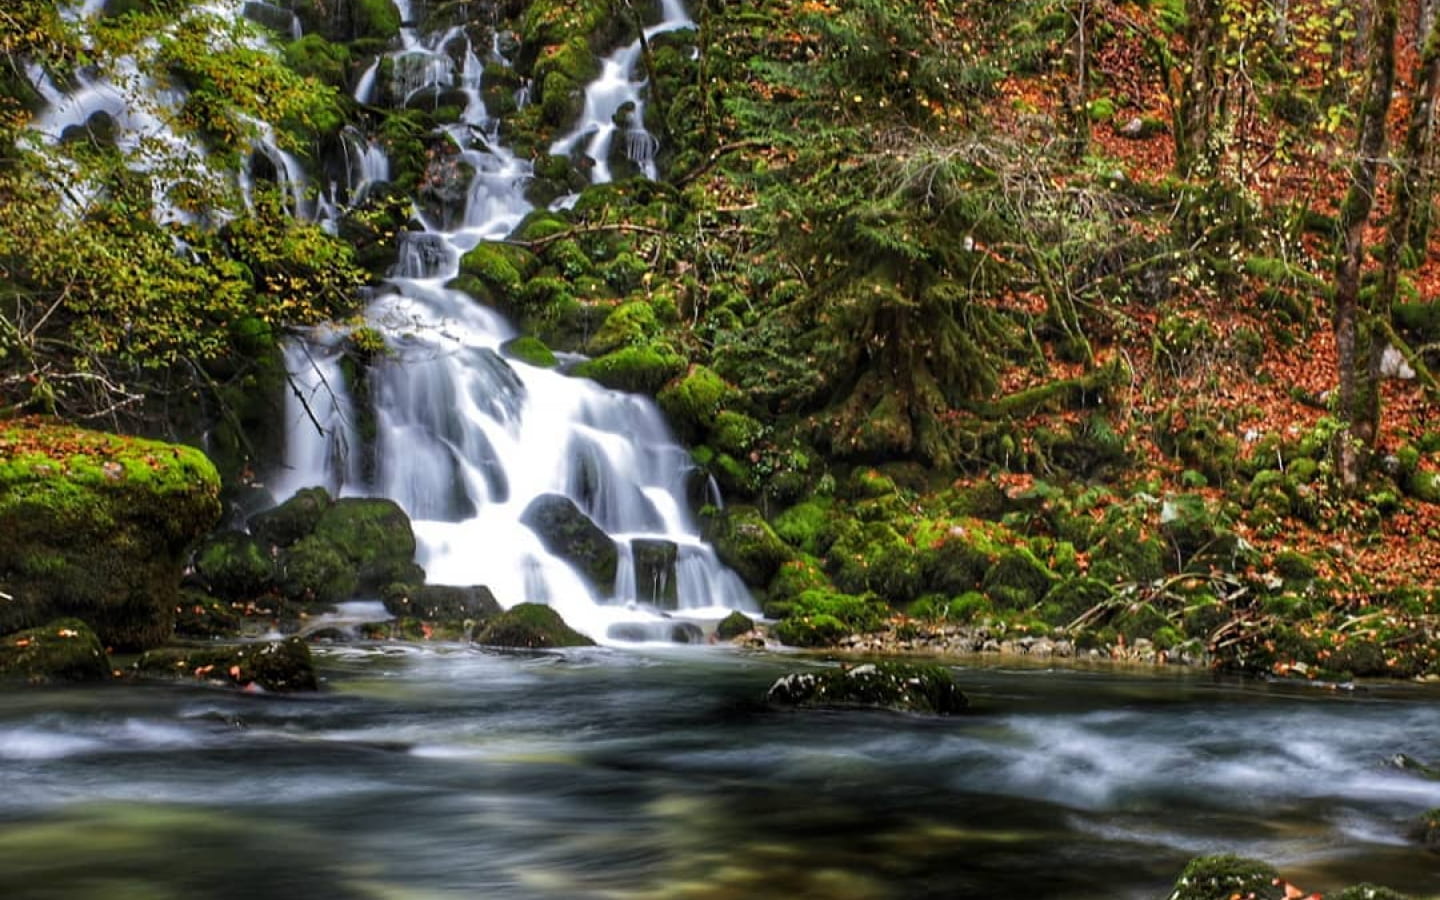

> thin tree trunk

[
  {"left": 1334, "top": 0, "right": 1398, "bottom": 490},
  {"left": 1065, "top": 0, "right": 1091, "bottom": 159}
]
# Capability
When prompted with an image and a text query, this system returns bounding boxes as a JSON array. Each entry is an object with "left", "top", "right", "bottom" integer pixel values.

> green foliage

[{"left": 773, "top": 588, "right": 888, "bottom": 647}]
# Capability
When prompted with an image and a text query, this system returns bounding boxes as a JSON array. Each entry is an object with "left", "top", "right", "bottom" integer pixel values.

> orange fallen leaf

[{"left": 228, "top": 665, "right": 242, "bottom": 679}]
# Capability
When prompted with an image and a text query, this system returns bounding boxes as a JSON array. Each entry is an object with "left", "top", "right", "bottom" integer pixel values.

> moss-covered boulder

[
  {"left": 1164, "top": 855, "right": 1283, "bottom": 900},
  {"left": 381, "top": 584, "right": 501, "bottom": 623},
  {"left": 715, "top": 610, "right": 755, "bottom": 640},
  {"left": 520, "top": 493, "right": 618, "bottom": 591},
  {"left": 134, "top": 637, "right": 318, "bottom": 692},
  {"left": 0, "top": 420, "right": 221, "bottom": 649},
  {"left": 502, "top": 335, "right": 559, "bottom": 368},
  {"left": 571, "top": 344, "right": 686, "bottom": 395},
  {"left": 657, "top": 364, "right": 736, "bottom": 442},
  {"left": 194, "top": 530, "right": 275, "bottom": 600},
  {"left": 172, "top": 589, "right": 243, "bottom": 639},
  {"left": 982, "top": 546, "right": 1058, "bottom": 609},
  {"left": 473, "top": 602, "right": 595, "bottom": 648},
  {"left": 703, "top": 505, "right": 792, "bottom": 588},
  {"left": 0, "top": 618, "right": 110, "bottom": 684},
  {"left": 773, "top": 588, "right": 888, "bottom": 647},
  {"left": 766, "top": 662, "right": 968, "bottom": 715},
  {"left": 312, "top": 498, "right": 422, "bottom": 589},
  {"left": 1333, "top": 886, "right": 1412, "bottom": 900},
  {"left": 248, "top": 485, "right": 332, "bottom": 549}
]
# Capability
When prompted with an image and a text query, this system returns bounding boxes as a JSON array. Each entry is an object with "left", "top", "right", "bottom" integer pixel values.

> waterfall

[
  {"left": 549, "top": 0, "right": 693, "bottom": 188},
  {"left": 276, "top": 0, "right": 755, "bottom": 641}
]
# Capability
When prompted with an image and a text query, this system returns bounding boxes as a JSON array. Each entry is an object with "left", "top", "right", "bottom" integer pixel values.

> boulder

[
  {"left": 312, "top": 498, "right": 422, "bottom": 590},
  {"left": 631, "top": 538, "right": 678, "bottom": 609},
  {"left": 473, "top": 603, "right": 595, "bottom": 648},
  {"left": 262, "top": 493, "right": 424, "bottom": 606},
  {"left": 0, "top": 618, "right": 110, "bottom": 684},
  {"left": 0, "top": 420, "right": 221, "bottom": 649},
  {"left": 765, "top": 662, "right": 968, "bottom": 715},
  {"left": 249, "top": 486, "right": 331, "bottom": 549},
  {"left": 715, "top": 610, "right": 755, "bottom": 640},
  {"left": 381, "top": 584, "right": 501, "bottom": 622},
  {"left": 134, "top": 637, "right": 318, "bottom": 692},
  {"left": 194, "top": 530, "right": 275, "bottom": 600},
  {"left": 520, "top": 493, "right": 618, "bottom": 591},
  {"left": 1165, "top": 855, "right": 1283, "bottom": 900},
  {"left": 703, "top": 505, "right": 791, "bottom": 587}
]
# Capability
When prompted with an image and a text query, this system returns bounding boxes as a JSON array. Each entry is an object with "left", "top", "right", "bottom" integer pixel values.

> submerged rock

[
  {"left": 765, "top": 662, "right": 968, "bottom": 715},
  {"left": 0, "top": 618, "right": 110, "bottom": 684},
  {"left": 134, "top": 637, "right": 318, "bottom": 692},
  {"left": 0, "top": 420, "right": 221, "bottom": 649},
  {"left": 473, "top": 603, "right": 595, "bottom": 648},
  {"left": 520, "top": 493, "right": 618, "bottom": 591}
]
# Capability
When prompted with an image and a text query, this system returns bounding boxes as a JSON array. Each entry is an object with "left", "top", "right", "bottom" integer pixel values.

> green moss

[
  {"left": 705, "top": 505, "right": 792, "bottom": 587},
  {"left": 773, "top": 589, "right": 888, "bottom": 647},
  {"left": 503, "top": 335, "right": 559, "bottom": 368},
  {"left": 711, "top": 410, "right": 765, "bottom": 456},
  {"left": 283, "top": 34, "right": 351, "bottom": 89},
  {"left": 194, "top": 531, "right": 275, "bottom": 600},
  {"left": 0, "top": 618, "right": 110, "bottom": 684},
  {"left": 715, "top": 610, "right": 755, "bottom": 640},
  {"left": 0, "top": 421, "right": 221, "bottom": 649},
  {"left": 830, "top": 521, "right": 924, "bottom": 603},
  {"left": 278, "top": 534, "right": 356, "bottom": 606},
  {"left": 474, "top": 602, "right": 595, "bottom": 648},
  {"left": 766, "top": 662, "right": 968, "bottom": 714},
  {"left": 657, "top": 365, "right": 736, "bottom": 440},
  {"left": 353, "top": 0, "right": 401, "bottom": 40},
  {"left": 249, "top": 486, "right": 331, "bottom": 548},
  {"left": 587, "top": 300, "right": 659, "bottom": 355},
  {"left": 458, "top": 242, "right": 535, "bottom": 295},
  {"left": 312, "top": 498, "right": 421, "bottom": 590},
  {"left": 571, "top": 344, "right": 686, "bottom": 394},
  {"left": 982, "top": 546, "right": 1057, "bottom": 609},
  {"left": 767, "top": 556, "right": 832, "bottom": 606},
  {"left": 772, "top": 499, "right": 836, "bottom": 556},
  {"left": 1165, "top": 855, "right": 1283, "bottom": 900}
]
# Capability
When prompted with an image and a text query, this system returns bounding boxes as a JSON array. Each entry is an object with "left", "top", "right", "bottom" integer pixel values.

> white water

[
  {"left": 550, "top": 0, "right": 694, "bottom": 185},
  {"left": 276, "top": 0, "right": 754, "bottom": 642}
]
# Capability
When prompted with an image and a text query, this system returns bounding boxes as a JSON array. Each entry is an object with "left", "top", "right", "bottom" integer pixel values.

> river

[{"left": 1, "top": 648, "right": 1438, "bottom": 899}]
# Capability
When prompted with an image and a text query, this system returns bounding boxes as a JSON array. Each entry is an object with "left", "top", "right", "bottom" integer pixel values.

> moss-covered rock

[
  {"left": 586, "top": 300, "right": 660, "bottom": 356},
  {"left": 982, "top": 546, "right": 1057, "bottom": 609},
  {"left": 766, "top": 662, "right": 968, "bottom": 714},
  {"left": 771, "top": 499, "right": 837, "bottom": 556},
  {"left": 520, "top": 493, "right": 618, "bottom": 591},
  {"left": 1165, "top": 854, "right": 1283, "bottom": 900},
  {"left": 829, "top": 521, "right": 923, "bottom": 603},
  {"left": 657, "top": 364, "right": 737, "bottom": 442},
  {"left": 0, "top": 618, "right": 110, "bottom": 684},
  {"left": 473, "top": 602, "right": 595, "bottom": 648},
  {"left": 312, "top": 498, "right": 422, "bottom": 590},
  {"left": 249, "top": 485, "right": 332, "bottom": 548},
  {"left": 380, "top": 584, "right": 501, "bottom": 623},
  {"left": 773, "top": 588, "right": 888, "bottom": 647},
  {"left": 703, "top": 505, "right": 792, "bottom": 587},
  {"left": 503, "top": 335, "right": 559, "bottom": 368},
  {"left": 715, "top": 610, "right": 755, "bottom": 640},
  {"left": 172, "top": 589, "right": 243, "bottom": 639},
  {"left": 571, "top": 343, "right": 686, "bottom": 395},
  {"left": 194, "top": 531, "right": 275, "bottom": 600},
  {"left": 278, "top": 534, "right": 357, "bottom": 606},
  {"left": 133, "top": 637, "right": 318, "bottom": 692},
  {"left": 0, "top": 420, "right": 222, "bottom": 649},
  {"left": 1332, "top": 886, "right": 1412, "bottom": 900}
]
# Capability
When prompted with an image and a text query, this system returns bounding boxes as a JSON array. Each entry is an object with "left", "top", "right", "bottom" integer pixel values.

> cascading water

[
  {"left": 550, "top": 0, "right": 693, "bottom": 187},
  {"left": 277, "top": 0, "right": 756, "bottom": 642}
]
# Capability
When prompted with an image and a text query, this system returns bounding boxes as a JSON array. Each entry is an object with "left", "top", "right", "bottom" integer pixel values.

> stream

[{"left": 1, "top": 649, "right": 1438, "bottom": 899}]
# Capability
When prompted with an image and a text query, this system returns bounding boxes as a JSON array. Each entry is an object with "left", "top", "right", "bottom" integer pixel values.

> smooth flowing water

[{"left": 1, "top": 651, "right": 1438, "bottom": 899}]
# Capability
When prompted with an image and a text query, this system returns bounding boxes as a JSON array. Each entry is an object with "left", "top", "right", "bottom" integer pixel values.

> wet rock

[
  {"left": 473, "top": 603, "right": 595, "bottom": 648},
  {"left": 172, "top": 589, "right": 243, "bottom": 639},
  {"left": 0, "top": 421, "right": 221, "bottom": 650},
  {"left": 631, "top": 538, "right": 678, "bottom": 609},
  {"left": 520, "top": 493, "right": 618, "bottom": 591},
  {"left": 703, "top": 505, "right": 791, "bottom": 587},
  {"left": 134, "top": 637, "right": 318, "bottom": 692},
  {"left": 766, "top": 662, "right": 968, "bottom": 715},
  {"left": 1333, "top": 886, "right": 1414, "bottom": 900},
  {"left": 0, "top": 619, "right": 110, "bottom": 684},
  {"left": 716, "top": 610, "right": 755, "bottom": 640},
  {"left": 1417, "top": 808, "right": 1440, "bottom": 853},
  {"left": 248, "top": 486, "right": 331, "bottom": 549},
  {"left": 1165, "top": 854, "right": 1283, "bottom": 900},
  {"left": 381, "top": 584, "right": 501, "bottom": 622},
  {"left": 194, "top": 530, "right": 275, "bottom": 600},
  {"left": 606, "top": 621, "right": 704, "bottom": 643}
]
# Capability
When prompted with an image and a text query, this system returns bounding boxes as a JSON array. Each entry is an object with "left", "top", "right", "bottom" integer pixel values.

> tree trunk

[
  {"left": 1175, "top": 0, "right": 1225, "bottom": 178},
  {"left": 1065, "top": 0, "right": 1091, "bottom": 159},
  {"left": 1333, "top": 0, "right": 1398, "bottom": 490}
]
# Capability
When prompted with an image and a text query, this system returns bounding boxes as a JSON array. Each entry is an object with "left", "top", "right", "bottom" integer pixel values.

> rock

[
  {"left": 703, "top": 505, "right": 791, "bottom": 587},
  {"left": 381, "top": 584, "right": 501, "bottom": 622},
  {"left": 194, "top": 530, "right": 275, "bottom": 600},
  {"left": 474, "top": 603, "right": 595, "bottom": 648},
  {"left": 715, "top": 610, "right": 755, "bottom": 640},
  {"left": 172, "top": 589, "right": 243, "bottom": 639},
  {"left": 520, "top": 493, "right": 618, "bottom": 591},
  {"left": 1333, "top": 886, "right": 1413, "bottom": 900},
  {"left": 605, "top": 621, "right": 704, "bottom": 643},
  {"left": 631, "top": 538, "right": 678, "bottom": 609},
  {"left": 249, "top": 486, "right": 332, "bottom": 549},
  {"left": 133, "top": 637, "right": 317, "bottom": 692},
  {"left": 1165, "top": 855, "right": 1283, "bottom": 900},
  {"left": 1417, "top": 808, "right": 1440, "bottom": 853},
  {"left": 0, "top": 420, "right": 221, "bottom": 649},
  {"left": 313, "top": 498, "right": 422, "bottom": 590},
  {"left": 765, "top": 662, "right": 968, "bottom": 715},
  {"left": 0, "top": 619, "right": 110, "bottom": 684}
]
